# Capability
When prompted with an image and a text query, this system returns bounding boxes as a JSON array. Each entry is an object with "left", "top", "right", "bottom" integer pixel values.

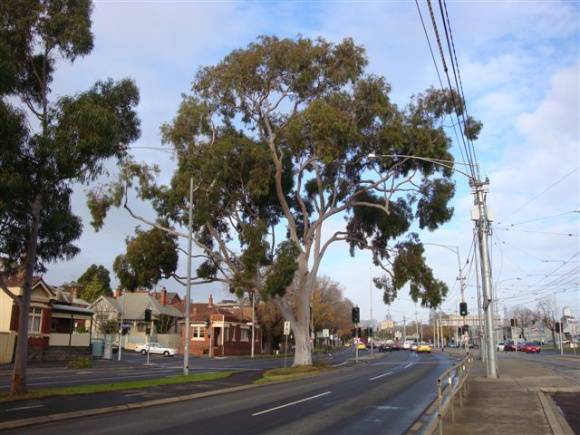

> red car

[{"left": 521, "top": 342, "right": 541, "bottom": 353}]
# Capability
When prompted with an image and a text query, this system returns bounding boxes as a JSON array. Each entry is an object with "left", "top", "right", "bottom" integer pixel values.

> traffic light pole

[{"left": 473, "top": 179, "right": 498, "bottom": 378}]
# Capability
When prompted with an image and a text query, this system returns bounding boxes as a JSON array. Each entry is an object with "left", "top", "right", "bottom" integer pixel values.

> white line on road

[
  {"left": 251, "top": 391, "right": 332, "bottom": 416},
  {"left": 369, "top": 371, "right": 393, "bottom": 381},
  {"left": 331, "top": 362, "right": 347, "bottom": 368},
  {"left": 6, "top": 404, "right": 45, "bottom": 412},
  {"left": 403, "top": 363, "right": 414, "bottom": 369}
]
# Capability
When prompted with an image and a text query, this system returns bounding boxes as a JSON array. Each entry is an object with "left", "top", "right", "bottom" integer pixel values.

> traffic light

[
  {"left": 510, "top": 318, "right": 517, "bottom": 327},
  {"left": 144, "top": 308, "right": 152, "bottom": 322},
  {"left": 352, "top": 306, "right": 360, "bottom": 324},
  {"left": 555, "top": 322, "right": 561, "bottom": 333},
  {"left": 459, "top": 302, "right": 468, "bottom": 317}
]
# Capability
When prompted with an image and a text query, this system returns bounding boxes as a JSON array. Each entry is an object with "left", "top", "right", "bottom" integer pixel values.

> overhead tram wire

[
  {"left": 502, "top": 209, "right": 580, "bottom": 227},
  {"left": 425, "top": 0, "right": 477, "bottom": 179},
  {"left": 414, "top": 0, "right": 471, "bottom": 175},
  {"left": 440, "top": 0, "right": 480, "bottom": 178},
  {"left": 503, "top": 166, "right": 579, "bottom": 220}
]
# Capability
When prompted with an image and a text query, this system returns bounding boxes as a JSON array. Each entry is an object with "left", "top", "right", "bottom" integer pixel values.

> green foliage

[
  {"left": 262, "top": 241, "right": 300, "bottom": 299},
  {"left": 99, "top": 319, "right": 119, "bottom": 335},
  {"left": 374, "top": 238, "right": 448, "bottom": 308},
  {"left": 0, "top": 0, "right": 141, "bottom": 275},
  {"left": 78, "top": 264, "right": 111, "bottom": 300},
  {"left": 156, "top": 315, "right": 175, "bottom": 334},
  {"left": 113, "top": 227, "right": 178, "bottom": 291}
]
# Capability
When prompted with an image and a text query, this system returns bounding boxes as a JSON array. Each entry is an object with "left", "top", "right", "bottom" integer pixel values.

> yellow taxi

[
  {"left": 356, "top": 342, "right": 366, "bottom": 350},
  {"left": 416, "top": 342, "right": 432, "bottom": 353}
]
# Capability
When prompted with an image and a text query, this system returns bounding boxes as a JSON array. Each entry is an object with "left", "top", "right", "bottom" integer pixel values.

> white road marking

[
  {"left": 404, "top": 363, "right": 414, "bottom": 369},
  {"left": 7, "top": 404, "right": 45, "bottom": 412},
  {"left": 331, "top": 362, "right": 347, "bottom": 368},
  {"left": 375, "top": 405, "right": 403, "bottom": 410},
  {"left": 369, "top": 371, "right": 393, "bottom": 381},
  {"left": 251, "top": 391, "right": 332, "bottom": 416}
]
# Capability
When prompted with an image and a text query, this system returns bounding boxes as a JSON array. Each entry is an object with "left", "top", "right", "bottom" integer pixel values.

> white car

[
  {"left": 497, "top": 341, "right": 505, "bottom": 352},
  {"left": 135, "top": 342, "right": 177, "bottom": 357}
]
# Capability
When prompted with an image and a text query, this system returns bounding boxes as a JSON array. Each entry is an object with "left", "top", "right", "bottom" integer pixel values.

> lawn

[{"left": 256, "top": 363, "right": 331, "bottom": 384}]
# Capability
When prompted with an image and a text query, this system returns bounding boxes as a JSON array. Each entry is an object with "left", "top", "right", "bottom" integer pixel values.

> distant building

[{"left": 379, "top": 313, "right": 395, "bottom": 331}]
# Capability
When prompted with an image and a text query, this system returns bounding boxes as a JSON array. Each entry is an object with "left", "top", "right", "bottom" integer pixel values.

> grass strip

[
  {"left": 0, "top": 371, "right": 234, "bottom": 403},
  {"left": 255, "top": 363, "right": 331, "bottom": 384}
]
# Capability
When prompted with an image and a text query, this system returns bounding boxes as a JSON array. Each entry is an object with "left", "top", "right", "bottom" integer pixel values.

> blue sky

[{"left": 44, "top": 0, "right": 579, "bottom": 325}]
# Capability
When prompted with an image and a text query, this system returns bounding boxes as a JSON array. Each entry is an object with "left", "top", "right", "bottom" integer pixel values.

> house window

[
  {"left": 137, "top": 322, "right": 146, "bottom": 332},
  {"left": 28, "top": 307, "right": 42, "bottom": 334},
  {"left": 231, "top": 327, "right": 236, "bottom": 342},
  {"left": 191, "top": 326, "right": 206, "bottom": 340},
  {"left": 241, "top": 328, "right": 250, "bottom": 342}
]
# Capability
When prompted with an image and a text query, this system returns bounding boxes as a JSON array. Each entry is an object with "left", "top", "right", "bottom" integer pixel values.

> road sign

[
  {"left": 283, "top": 321, "right": 291, "bottom": 336},
  {"left": 322, "top": 329, "right": 330, "bottom": 338}
]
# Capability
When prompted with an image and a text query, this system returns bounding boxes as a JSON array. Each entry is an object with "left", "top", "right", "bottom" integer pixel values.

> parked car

[
  {"left": 135, "top": 343, "right": 177, "bottom": 356},
  {"left": 410, "top": 343, "right": 418, "bottom": 351},
  {"left": 521, "top": 342, "right": 541, "bottom": 353},
  {"left": 497, "top": 341, "right": 505, "bottom": 351},
  {"left": 356, "top": 342, "right": 366, "bottom": 350},
  {"left": 416, "top": 343, "right": 432, "bottom": 353}
]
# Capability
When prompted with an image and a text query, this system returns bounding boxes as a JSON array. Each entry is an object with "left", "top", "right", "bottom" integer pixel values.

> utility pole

[
  {"left": 472, "top": 179, "right": 498, "bottom": 378},
  {"left": 251, "top": 291, "right": 256, "bottom": 359},
  {"left": 184, "top": 176, "right": 193, "bottom": 375},
  {"left": 414, "top": 304, "right": 419, "bottom": 342},
  {"left": 474, "top": 246, "right": 486, "bottom": 363},
  {"left": 403, "top": 315, "right": 407, "bottom": 343},
  {"left": 369, "top": 270, "right": 374, "bottom": 357},
  {"left": 118, "top": 289, "right": 126, "bottom": 361}
]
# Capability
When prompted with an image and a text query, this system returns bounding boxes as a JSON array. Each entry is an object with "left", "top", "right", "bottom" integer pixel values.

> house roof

[
  {"left": 94, "top": 293, "right": 183, "bottom": 319},
  {"left": 52, "top": 304, "right": 94, "bottom": 315}
]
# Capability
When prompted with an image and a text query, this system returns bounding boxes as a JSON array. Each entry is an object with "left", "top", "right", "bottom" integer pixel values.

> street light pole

[{"left": 184, "top": 176, "right": 193, "bottom": 376}]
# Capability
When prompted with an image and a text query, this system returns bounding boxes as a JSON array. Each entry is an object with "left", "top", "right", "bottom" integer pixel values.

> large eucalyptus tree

[{"left": 90, "top": 36, "right": 480, "bottom": 366}]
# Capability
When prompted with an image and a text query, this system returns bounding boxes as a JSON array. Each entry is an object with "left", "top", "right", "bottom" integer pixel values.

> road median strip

[{"left": 0, "top": 371, "right": 234, "bottom": 403}]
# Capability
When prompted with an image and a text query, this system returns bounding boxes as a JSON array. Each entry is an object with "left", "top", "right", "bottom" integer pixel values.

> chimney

[
  {"left": 208, "top": 294, "right": 214, "bottom": 308},
  {"left": 114, "top": 288, "right": 122, "bottom": 298},
  {"left": 160, "top": 288, "right": 167, "bottom": 306}
]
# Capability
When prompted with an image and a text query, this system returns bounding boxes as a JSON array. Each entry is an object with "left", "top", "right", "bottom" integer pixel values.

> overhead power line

[{"left": 504, "top": 166, "right": 579, "bottom": 219}]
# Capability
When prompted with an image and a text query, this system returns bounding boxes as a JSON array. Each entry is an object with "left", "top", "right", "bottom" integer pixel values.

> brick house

[
  {"left": 178, "top": 295, "right": 262, "bottom": 357},
  {"left": 0, "top": 276, "right": 93, "bottom": 363}
]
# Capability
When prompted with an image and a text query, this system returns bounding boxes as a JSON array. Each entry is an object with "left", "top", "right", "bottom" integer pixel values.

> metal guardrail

[{"left": 422, "top": 354, "right": 473, "bottom": 435}]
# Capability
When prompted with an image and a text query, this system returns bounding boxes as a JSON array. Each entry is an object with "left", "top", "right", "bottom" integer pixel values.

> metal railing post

[{"left": 437, "top": 378, "right": 443, "bottom": 435}]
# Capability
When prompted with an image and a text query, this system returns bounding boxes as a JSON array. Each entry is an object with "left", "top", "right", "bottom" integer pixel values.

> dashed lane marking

[
  {"left": 251, "top": 391, "right": 332, "bottom": 416},
  {"left": 369, "top": 371, "right": 393, "bottom": 381}
]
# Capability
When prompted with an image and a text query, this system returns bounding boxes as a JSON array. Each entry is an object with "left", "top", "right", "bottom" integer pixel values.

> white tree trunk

[{"left": 291, "top": 257, "right": 315, "bottom": 366}]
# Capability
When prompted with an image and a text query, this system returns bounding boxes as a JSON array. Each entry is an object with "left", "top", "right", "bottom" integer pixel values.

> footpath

[{"left": 444, "top": 355, "right": 579, "bottom": 435}]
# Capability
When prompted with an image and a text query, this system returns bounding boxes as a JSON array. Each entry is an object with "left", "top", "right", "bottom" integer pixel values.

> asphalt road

[
  {"left": 3, "top": 351, "right": 454, "bottom": 435},
  {"left": 0, "top": 348, "right": 355, "bottom": 391}
]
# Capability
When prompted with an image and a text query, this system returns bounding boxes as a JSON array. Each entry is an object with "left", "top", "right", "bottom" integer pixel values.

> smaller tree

[
  {"left": 537, "top": 299, "right": 557, "bottom": 346},
  {"left": 78, "top": 264, "right": 111, "bottom": 301},
  {"left": 113, "top": 227, "right": 179, "bottom": 290},
  {"left": 510, "top": 307, "right": 538, "bottom": 341}
]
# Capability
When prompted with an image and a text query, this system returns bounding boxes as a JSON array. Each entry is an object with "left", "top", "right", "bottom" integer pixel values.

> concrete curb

[
  {"left": 0, "top": 383, "right": 263, "bottom": 431},
  {"left": 537, "top": 390, "right": 575, "bottom": 435}
]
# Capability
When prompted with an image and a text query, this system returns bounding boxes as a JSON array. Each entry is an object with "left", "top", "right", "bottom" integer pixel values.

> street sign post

[{"left": 283, "top": 321, "right": 291, "bottom": 368}]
